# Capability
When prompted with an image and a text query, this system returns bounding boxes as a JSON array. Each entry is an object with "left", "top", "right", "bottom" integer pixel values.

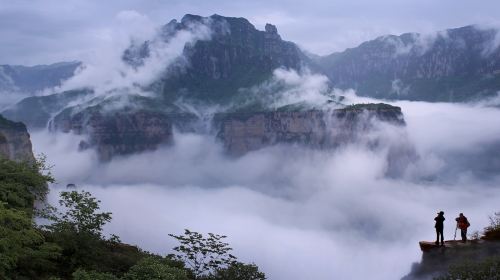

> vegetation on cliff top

[{"left": 338, "top": 103, "right": 401, "bottom": 112}]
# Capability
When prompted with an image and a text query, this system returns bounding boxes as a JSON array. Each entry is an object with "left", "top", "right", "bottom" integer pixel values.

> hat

[{"left": 438, "top": 211, "right": 444, "bottom": 215}]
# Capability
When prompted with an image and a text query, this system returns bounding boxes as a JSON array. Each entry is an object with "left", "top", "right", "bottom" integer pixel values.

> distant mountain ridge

[
  {"left": 317, "top": 25, "right": 500, "bottom": 101},
  {"left": 0, "top": 61, "right": 80, "bottom": 93}
]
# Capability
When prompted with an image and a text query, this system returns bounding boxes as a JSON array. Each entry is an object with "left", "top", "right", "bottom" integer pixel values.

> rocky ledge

[
  {"left": 215, "top": 103, "right": 405, "bottom": 155},
  {"left": 50, "top": 109, "right": 197, "bottom": 161},
  {"left": 50, "top": 103, "right": 406, "bottom": 161},
  {"left": 0, "top": 114, "right": 35, "bottom": 162},
  {"left": 404, "top": 240, "right": 500, "bottom": 280}
]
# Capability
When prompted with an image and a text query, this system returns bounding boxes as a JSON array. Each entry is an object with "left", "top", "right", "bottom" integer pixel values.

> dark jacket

[{"left": 435, "top": 214, "right": 445, "bottom": 229}]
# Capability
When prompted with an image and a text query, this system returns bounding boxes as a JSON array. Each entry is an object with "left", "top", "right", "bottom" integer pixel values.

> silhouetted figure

[
  {"left": 455, "top": 213, "right": 470, "bottom": 243},
  {"left": 434, "top": 211, "right": 445, "bottom": 245}
]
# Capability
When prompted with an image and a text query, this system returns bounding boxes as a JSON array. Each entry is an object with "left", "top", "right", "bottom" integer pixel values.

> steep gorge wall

[
  {"left": 215, "top": 105, "right": 405, "bottom": 155},
  {"left": 0, "top": 114, "right": 35, "bottom": 162},
  {"left": 50, "top": 104, "right": 406, "bottom": 161}
]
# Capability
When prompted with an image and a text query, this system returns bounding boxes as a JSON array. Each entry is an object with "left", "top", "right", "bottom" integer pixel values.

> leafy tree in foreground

[
  {"left": 122, "top": 257, "right": 190, "bottom": 280},
  {"left": 213, "top": 262, "right": 266, "bottom": 280},
  {"left": 168, "top": 230, "right": 237, "bottom": 279},
  {"left": 46, "top": 190, "right": 112, "bottom": 237},
  {"left": 483, "top": 211, "right": 500, "bottom": 240}
]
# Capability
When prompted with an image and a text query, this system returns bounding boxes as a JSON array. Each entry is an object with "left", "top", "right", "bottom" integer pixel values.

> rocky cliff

[
  {"left": 48, "top": 103, "right": 406, "bottom": 161},
  {"left": 318, "top": 25, "right": 500, "bottom": 102},
  {"left": 216, "top": 103, "right": 405, "bottom": 155},
  {"left": 50, "top": 109, "right": 196, "bottom": 161},
  {"left": 403, "top": 240, "right": 500, "bottom": 280},
  {"left": 131, "top": 14, "right": 314, "bottom": 104},
  {"left": 0, "top": 114, "right": 35, "bottom": 162}
]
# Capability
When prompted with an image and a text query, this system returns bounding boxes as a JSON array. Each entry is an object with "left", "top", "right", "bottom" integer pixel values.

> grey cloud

[
  {"left": 33, "top": 98, "right": 500, "bottom": 280},
  {"left": 3, "top": 0, "right": 500, "bottom": 64}
]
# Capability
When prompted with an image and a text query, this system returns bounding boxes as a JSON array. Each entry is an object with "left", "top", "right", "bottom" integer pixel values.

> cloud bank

[{"left": 32, "top": 98, "right": 500, "bottom": 280}]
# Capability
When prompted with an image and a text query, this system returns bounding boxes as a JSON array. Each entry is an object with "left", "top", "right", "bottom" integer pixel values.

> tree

[
  {"left": 214, "top": 262, "right": 266, "bottom": 280},
  {"left": 0, "top": 155, "right": 54, "bottom": 212},
  {"left": 168, "top": 230, "right": 237, "bottom": 279},
  {"left": 483, "top": 212, "right": 500, "bottom": 240},
  {"left": 0, "top": 156, "right": 58, "bottom": 279},
  {"left": 122, "top": 257, "right": 190, "bottom": 280},
  {"left": 46, "top": 190, "right": 112, "bottom": 237}
]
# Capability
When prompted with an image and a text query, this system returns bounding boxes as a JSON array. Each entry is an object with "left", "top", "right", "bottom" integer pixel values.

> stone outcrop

[
  {"left": 0, "top": 114, "right": 35, "bottom": 162},
  {"left": 403, "top": 240, "right": 500, "bottom": 280},
  {"left": 50, "top": 109, "right": 197, "bottom": 161},
  {"left": 215, "top": 104, "right": 405, "bottom": 155},
  {"left": 49, "top": 103, "right": 407, "bottom": 161}
]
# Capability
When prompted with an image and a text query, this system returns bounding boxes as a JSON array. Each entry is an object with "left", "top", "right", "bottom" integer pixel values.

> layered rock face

[
  {"left": 0, "top": 114, "right": 35, "bottom": 162},
  {"left": 318, "top": 25, "right": 500, "bottom": 101},
  {"left": 49, "top": 104, "right": 406, "bottom": 161},
  {"left": 51, "top": 109, "right": 197, "bottom": 161},
  {"left": 215, "top": 104, "right": 405, "bottom": 155}
]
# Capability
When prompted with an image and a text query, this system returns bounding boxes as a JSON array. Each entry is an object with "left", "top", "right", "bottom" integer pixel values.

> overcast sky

[{"left": 1, "top": 0, "right": 500, "bottom": 65}]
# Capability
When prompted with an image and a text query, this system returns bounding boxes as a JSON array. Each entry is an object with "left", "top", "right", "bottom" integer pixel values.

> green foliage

[
  {"left": 0, "top": 155, "right": 54, "bottom": 212},
  {"left": 213, "top": 262, "right": 266, "bottom": 280},
  {"left": 0, "top": 203, "right": 45, "bottom": 278},
  {"left": 46, "top": 190, "right": 112, "bottom": 237},
  {"left": 0, "top": 156, "right": 58, "bottom": 279},
  {"left": 122, "top": 257, "right": 190, "bottom": 280},
  {"left": 435, "top": 257, "right": 500, "bottom": 280},
  {"left": 41, "top": 190, "right": 140, "bottom": 278},
  {"left": 483, "top": 212, "right": 500, "bottom": 240},
  {"left": 73, "top": 269, "right": 120, "bottom": 280},
  {"left": 169, "top": 230, "right": 237, "bottom": 278}
]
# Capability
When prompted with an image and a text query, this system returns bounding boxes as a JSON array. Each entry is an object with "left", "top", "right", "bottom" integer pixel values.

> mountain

[
  {"left": 0, "top": 61, "right": 80, "bottom": 93},
  {"left": 2, "top": 14, "right": 407, "bottom": 160},
  {"left": 0, "top": 114, "right": 34, "bottom": 162},
  {"left": 131, "top": 14, "right": 314, "bottom": 104},
  {"left": 317, "top": 25, "right": 500, "bottom": 102}
]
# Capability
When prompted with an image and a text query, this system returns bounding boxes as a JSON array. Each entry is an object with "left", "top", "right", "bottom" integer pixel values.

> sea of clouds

[
  {"left": 30, "top": 97, "right": 500, "bottom": 280},
  {"left": 20, "top": 11, "right": 500, "bottom": 280}
]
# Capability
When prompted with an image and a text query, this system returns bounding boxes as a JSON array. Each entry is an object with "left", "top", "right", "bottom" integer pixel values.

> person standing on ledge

[
  {"left": 435, "top": 211, "right": 445, "bottom": 246},
  {"left": 455, "top": 213, "right": 470, "bottom": 243}
]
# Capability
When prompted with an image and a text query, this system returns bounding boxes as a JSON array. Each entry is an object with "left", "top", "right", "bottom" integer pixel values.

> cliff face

[
  {"left": 0, "top": 114, "right": 35, "bottom": 162},
  {"left": 403, "top": 240, "right": 500, "bottom": 280},
  {"left": 215, "top": 104, "right": 405, "bottom": 155},
  {"left": 49, "top": 104, "right": 407, "bottom": 161},
  {"left": 318, "top": 25, "right": 500, "bottom": 101},
  {"left": 50, "top": 108, "right": 197, "bottom": 161}
]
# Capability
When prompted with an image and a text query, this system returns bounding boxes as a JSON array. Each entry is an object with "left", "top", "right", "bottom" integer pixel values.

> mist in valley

[
  {"left": 2, "top": 4, "right": 500, "bottom": 279},
  {"left": 29, "top": 97, "right": 500, "bottom": 280}
]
